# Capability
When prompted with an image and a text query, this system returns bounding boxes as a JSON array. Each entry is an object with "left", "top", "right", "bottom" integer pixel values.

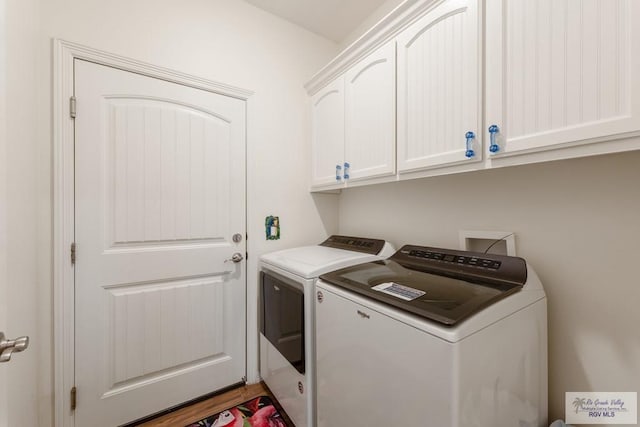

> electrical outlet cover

[{"left": 265, "top": 216, "right": 280, "bottom": 240}]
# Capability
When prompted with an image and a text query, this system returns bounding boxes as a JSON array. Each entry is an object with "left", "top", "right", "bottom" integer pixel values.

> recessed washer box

[{"left": 459, "top": 230, "right": 516, "bottom": 256}]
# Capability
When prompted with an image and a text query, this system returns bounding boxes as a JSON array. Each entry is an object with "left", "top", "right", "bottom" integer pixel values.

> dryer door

[{"left": 261, "top": 272, "right": 305, "bottom": 373}]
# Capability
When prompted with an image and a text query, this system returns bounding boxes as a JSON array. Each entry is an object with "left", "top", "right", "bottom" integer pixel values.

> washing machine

[
  {"left": 259, "top": 235, "right": 395, "bottom": 427},
  {"left": 315, "top": 244, "right": 548, "bottom": 427}
]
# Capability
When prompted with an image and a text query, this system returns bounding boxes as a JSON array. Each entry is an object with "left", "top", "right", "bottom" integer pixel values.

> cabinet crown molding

[{"left": 304, "top": 0, "right": 441, "bottom": 96}]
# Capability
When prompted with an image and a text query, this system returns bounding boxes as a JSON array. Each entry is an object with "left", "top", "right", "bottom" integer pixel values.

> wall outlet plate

[
  {"left": 459, "top": 230, "right": 516, "bottom": 256},
  {"left": 265, "top": 216, "right": 280, "bottom": 240}
]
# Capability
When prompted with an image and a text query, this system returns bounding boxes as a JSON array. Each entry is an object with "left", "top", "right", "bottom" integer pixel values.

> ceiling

[{"left": 243, "top": 0, "right": 390, "bottom": 43}]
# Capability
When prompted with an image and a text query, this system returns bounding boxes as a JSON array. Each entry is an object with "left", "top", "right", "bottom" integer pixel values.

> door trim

[{"left": 53, "top": 39, "right": 253, "bottom": 426}]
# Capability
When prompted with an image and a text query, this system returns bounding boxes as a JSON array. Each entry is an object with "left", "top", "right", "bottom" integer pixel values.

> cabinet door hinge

[
  {"left": 70, "top": 96, "right": 77, "bottom": 119},
  {"left": 70, "top": 386, "right": 77, "bottom": 411},
  {"left": 70, "top": 242, "right": 76, "bottom": 265}
]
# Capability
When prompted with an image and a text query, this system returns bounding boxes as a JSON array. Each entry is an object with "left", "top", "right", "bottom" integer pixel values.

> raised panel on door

[
  {"left": 486, "top": 0, "right": 640, "bottom": 156},
  {"left": 344, "top": 41, "right": 396, "bottom": 181},
  {"left": 397, "top": 0, "right": 482, "bottom": 172},
  {"left": 311, "top": 77, "right": 345, "bottom": 187},
  {"left": 74, "top": 59, "right": 246, "bottom": 426}
]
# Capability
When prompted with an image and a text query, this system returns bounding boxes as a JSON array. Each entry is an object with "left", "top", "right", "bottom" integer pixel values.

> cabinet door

[
  {"left": 344, "top": 41, "right": 396, "bottom": 181},
  {"left": 311, "top": 77, "right": 345, "bottom": 187},
  {"left": 397, "top": 0, "right": 481, "bottom": 172},
  {"left": 486, "top": 0, "right": 640, "bottom": 156}
]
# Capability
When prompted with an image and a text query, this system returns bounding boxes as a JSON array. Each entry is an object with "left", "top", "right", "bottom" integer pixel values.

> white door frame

[{"left": 53, "top": 39, "right": 253, "bottom": 426}]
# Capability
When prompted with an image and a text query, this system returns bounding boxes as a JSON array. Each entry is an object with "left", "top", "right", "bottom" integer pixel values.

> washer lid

[
  {"left": 319, "top": 245, "right": 529, "bottom": 326},
  {"left": 261, "top": 245, "right": 386, "bottom": 279}
]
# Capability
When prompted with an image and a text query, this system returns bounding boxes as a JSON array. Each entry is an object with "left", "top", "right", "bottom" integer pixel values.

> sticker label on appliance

[{"left": 372, "top": 282, "right": 425, "bottom": 301}]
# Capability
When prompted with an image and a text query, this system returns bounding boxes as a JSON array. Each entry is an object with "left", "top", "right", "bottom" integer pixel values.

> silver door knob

[
  {"left": 0, "top": 332, "right": 29, "bottom": 363},
  {"left": 224, "top": 252, "right": 244, "bottom": 263}
]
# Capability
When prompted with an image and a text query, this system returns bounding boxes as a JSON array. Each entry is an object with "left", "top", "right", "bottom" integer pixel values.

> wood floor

[{"left": 136, "top": 382, "right": 289, "bottom": 426}]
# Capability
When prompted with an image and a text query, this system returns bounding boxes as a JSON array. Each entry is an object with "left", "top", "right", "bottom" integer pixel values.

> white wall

[
  {"left": 2, "top": 0, "right": 340, "bottom": 424},
  {"left": 338, "top": 151, "right": 640, "bottom": 423}
]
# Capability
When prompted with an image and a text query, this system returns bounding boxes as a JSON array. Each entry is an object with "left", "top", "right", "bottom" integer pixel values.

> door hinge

[
  {"left": 70, "top": 242, "right": 76, "bottom": 265},
  {"left": 70, "top": 386, "right": 77, "bottom": 411},
  {"left": 70, "top": 96, "right": 77, "bottom": 119}
]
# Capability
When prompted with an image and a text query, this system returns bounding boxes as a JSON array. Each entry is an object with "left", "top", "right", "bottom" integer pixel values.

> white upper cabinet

[
  {"left": 311, "top": 42, "right": 396, "bottom": 188},
  {"left": 307, "top": 0, "right": 640, "bottom": 191},
  {"left": 311, "top": 77, "right": 345, "bottom": 187},
  {"left": 397, "top": 0, "right": 481, "bottom": 172},
  {"left": 344, "top": 41, "right": 396, "bottom": 181},
  {"left": 485, "top": 0, "right": 640, "bottom": 157}
]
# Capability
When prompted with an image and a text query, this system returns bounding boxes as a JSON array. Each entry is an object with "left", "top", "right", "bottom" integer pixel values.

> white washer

[
  {"left": 315, "top": 244, "right": 548, "bottom": 427},
  {"left": 259, "top": 236, "right": 395, "bottom": 427}
]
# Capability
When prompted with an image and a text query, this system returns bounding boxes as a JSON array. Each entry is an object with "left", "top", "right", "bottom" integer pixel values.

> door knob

[
  {"left": 224, "top": 252, "right": 244, "bottom": 263},
  {"left": 0, "top": 332, "right": 30, "bottom": 363}
]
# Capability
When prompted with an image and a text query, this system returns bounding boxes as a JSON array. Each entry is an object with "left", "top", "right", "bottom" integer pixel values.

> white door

[
  {"left": 1, "top": 0, "right": 7, "bottom": 415},
  {"left": 74, "top": 59, "right": 246, "bottom": 426},
  {"left": 344, "top": 41, "right": 396, "bottom": 182},
  {"left": 311, "top": 77, "right": 345, "bottom": 187},
  {"left": 485, "top": 0, "right": 640, "bottom": 156},
  {"left": 0, "top": 266, "right": 6, "bottom": 427},
  {"left": 397, "top": 0, "right": 481, "bottom": 171}
]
